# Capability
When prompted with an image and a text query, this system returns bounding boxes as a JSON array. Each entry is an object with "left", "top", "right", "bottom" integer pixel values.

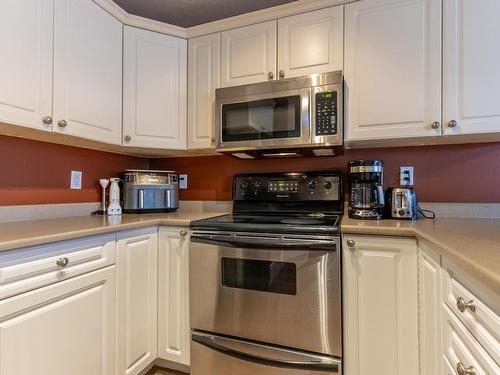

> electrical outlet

[
  {"left": 70, "top": 171, "right": 82, "bottom": 189},
  {"left": 400, "top": 166, "right": 414, "bottom": 186},
  {"left": 179, "top": 174, "right": 188, "bottom": 189}
]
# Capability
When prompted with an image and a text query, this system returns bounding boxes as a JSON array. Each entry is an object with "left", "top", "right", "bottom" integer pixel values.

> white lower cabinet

[
  {"left": 116, "top": 228, "right": 158, "bottom": 375},
  {"left": 418, "top": 242, "right": 442, "bottom": 375},
  {"left": 343, "top": 235, "right": 419, "bottom": 375},
  {"left": 158, "top": 227, "right": 190, "bottom": 366},
  {"left": 0, "top": 266, "right": 116, "bottom": 375}
]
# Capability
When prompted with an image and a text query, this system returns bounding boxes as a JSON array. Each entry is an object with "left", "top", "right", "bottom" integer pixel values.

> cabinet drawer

[
  {"left": 0, "top": 234, "right": 115, "bottom": 300},
  {"left": 443, "top": 305, "right": 500, "bottom": 374},
  {"left": 443, "top": 269, "right": 500, "bottom": 365}
]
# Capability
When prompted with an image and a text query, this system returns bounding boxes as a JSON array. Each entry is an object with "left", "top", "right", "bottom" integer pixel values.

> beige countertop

[
  {"left": 0, "top": 211, "right": 498, "bottom": 293},
  {"left": 0, "top": 211, "right": 227, "bottom": 252},
  {"left": 342, "top": 216, "right": 500, "bottom": 292}
]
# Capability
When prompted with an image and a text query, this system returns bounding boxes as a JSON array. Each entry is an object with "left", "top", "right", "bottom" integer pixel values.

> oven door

[
  {"left": 215, "top": 88, "right": 311, "bottom": 151},
  {"left": 189, "top": 231, "right": 341, "bottom": 357}
]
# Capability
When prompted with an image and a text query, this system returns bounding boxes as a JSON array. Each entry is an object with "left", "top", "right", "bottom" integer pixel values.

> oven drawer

[{"left": 191, "top": 332, "right": 341, "bottom": 375}]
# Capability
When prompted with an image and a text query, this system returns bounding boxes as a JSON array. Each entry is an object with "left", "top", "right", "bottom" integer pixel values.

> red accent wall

[
  {"left": 1, "top": 135, "right": 500, "bottom": 205},
  {"left": 0, "top": 135, "right": 148, "bottom": 205},
  {"left": 150, "top": 143, "right": 500, "bottom": 203}
]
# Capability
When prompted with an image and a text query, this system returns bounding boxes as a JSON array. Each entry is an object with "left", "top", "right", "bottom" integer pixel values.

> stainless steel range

[{"left": 189, "top": 171, "right": 343, "bottom": 375}]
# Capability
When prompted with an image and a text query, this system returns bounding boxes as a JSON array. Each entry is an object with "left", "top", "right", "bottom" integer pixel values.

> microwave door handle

[
  {"left": 192, "top": 332, "right": 341, "bottom": 372},
  {"left": 190, "top": 234, "right": 336, "bottom": 250}
]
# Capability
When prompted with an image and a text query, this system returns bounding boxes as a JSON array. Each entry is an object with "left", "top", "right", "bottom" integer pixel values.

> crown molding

[
  {"left": 93, "top": 0, "right": 354, "bottom": 40},
  {"left": 186, "top": 0, "right": 353, "bottom": 38},
  {"left": 92, "top": 0, "right": 187, "bottom": 38}
]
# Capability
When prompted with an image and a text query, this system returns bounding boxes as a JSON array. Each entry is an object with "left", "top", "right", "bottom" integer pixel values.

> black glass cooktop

[{"left": 190, "top": 213, "right": 341, "bottom": 235}]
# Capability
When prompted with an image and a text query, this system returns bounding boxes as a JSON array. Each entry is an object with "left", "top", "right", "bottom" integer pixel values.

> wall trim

[{"left": 92, "top": 0, "right": 354, "bottom": 39}]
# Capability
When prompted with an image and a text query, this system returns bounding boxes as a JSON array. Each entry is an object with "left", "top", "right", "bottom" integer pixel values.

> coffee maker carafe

[{"left": 348, "top": 160, "right": 385, "bottom": 220}]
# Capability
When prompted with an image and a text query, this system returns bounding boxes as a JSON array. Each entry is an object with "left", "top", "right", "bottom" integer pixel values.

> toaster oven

[{"left": 122, "top": 170, "right": 179, "bottom": 213}]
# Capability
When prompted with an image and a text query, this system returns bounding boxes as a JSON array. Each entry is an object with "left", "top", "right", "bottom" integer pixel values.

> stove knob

[
  {"left": 308, "top": 180, "right": 316, "bottom": 190},
  {"left": 253, "top": 181, "right": 262, "bottom": 189},
  {"left": 240, "top": 182, "right": 248, "bottom": 191},
  {"left": 323, "top": 181, "right": 332, "bottom": 189}
]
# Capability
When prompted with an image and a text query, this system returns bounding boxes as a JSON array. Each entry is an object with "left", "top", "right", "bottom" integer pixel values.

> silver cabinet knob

[
  {"left": 267, "top": 71, "right": 274, "bottom": 80},
  {"left": 42, "top": 116, "right": 53, "bottom": 125},
  {"left": 448, "top": 120, "right": 458, "bottom": 128},
  {"left": 180, "top": 229, "right": 188, "bottom": 238},
  {"left": 456, "top": 297, "right": 476, "bottom": 313},
  {"left": 431, "top": 121, "right": 440, "bottom": 129},
  {"left": 56, "top": 257, "right": 69, "bottom": 268},
  {"left": 124, "top": 135, "right": 131, "bottom": 142},
  {"left": 210, "top": 137, "right": 216, "bottom": 145},
  {"left": 279, "top": 70, "right": 285, "bottom": 79},
  {"left": 346, "top": 239, "right": 355, "bottom": 248},
  {"left": 456, "top": 362, "right": 475, "bottom": 375},
  {"left": 57, "top": 119, "right": 67, "bottom": 128}
]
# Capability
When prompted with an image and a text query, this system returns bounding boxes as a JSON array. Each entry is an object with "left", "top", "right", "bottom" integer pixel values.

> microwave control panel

[{"left": 315, "top": 91, "right": 337, "bottom": 136}]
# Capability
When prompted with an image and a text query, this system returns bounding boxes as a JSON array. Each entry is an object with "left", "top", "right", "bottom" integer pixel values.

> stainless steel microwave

[{"left": 215, "top": 71, "right": 343, "bottom": 158}]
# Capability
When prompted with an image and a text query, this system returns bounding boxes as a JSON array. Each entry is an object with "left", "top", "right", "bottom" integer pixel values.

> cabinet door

[
  {"left": 344, "top": 0, "right": 441, "bottom": 141},
  {"left": 418, "top": 243, "right": 442, "bottom": 375},
  {"left": 220, "top": 21, "right": 277, "bottom": 87},
  {"left": 53, "top": 0, "right": 122, "bottom": 144},
  {"left": 116, "top": 228, "right": 158, "bottom": 375},
  {"left": 443, "top": 0, "right": 500, "bottom": 135},
  {"left": 0, "top": 266, "right": 116, "bottom": 375},
  {"left": 278, "top": 6, "right": 343, "bottom": 79},
  {"left": 0, "top": 0, "right": 53, "bottom": 131},
  {"left": 123, "top": 26, "right": 187, "bottom": 149},
  {"left": 158, "top": 227, "right": 190, "bottom": 366},
  {"left": 188, "top": 33, "right": 220, "bottom": 149},
  {"left": 343, "top": 235, "right": 418, "bottom": 375}
]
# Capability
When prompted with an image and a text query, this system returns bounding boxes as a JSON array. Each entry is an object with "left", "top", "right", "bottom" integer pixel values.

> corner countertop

[
  {"left": 342, "top": 216, "right": 500, "bottom": 292},
  {"left": 0, "top": 211, "right": 227, "bottom": 253}
]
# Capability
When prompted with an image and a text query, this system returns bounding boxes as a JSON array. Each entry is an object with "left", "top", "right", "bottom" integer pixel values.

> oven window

[
  {"left": 221, "top": 96, "right": 301, "bottom": 142},
  {"left": 221, "top": 258, "right": 297, "bottom": 295}
]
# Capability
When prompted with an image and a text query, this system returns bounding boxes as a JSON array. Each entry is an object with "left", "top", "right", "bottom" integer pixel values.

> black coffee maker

[{"left": 348, "top": 160, "right": 385, "bottom": 220}]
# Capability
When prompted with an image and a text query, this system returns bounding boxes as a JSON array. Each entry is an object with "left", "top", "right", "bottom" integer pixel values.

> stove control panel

[{"left": 233, "top": 172, "right": 341, "bottom": 201}]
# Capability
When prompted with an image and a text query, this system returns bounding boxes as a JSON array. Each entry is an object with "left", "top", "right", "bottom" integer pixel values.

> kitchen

[{"left": 0, "top": 0, "right": 499, "bottom": 374}]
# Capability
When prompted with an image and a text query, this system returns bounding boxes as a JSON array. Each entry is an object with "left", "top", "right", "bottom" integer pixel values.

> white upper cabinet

[
  {"left": 345, "top": 0, "right": 442, "bottom": 141},
  {"left": 221, "top": 21, "right": 277, "bottom": 87},
  {"left": 277, "top": 6, "right": 343, "bottom": 79},
  {"left": 0, "top": 0, "right": 54, "bottom": 131},
  {"left": 53, "top": 0, "right": 122, "bottom": 144},
  {"left": 188, "top": 33, "right": 220, "bottom": 149},
  {"left": 123, "top": 26, "right": 187, "bottom": 149},
  {"left": 443, "top": 0, "right": 500, "bottom": 135}
]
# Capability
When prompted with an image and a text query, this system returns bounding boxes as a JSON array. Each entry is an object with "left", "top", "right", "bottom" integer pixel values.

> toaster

[
  {"left": 122, "top": 170, "right": 179, "bottom": 213},
  {"left": 385, "top": 187, "right": 418, "bottom": 220}
]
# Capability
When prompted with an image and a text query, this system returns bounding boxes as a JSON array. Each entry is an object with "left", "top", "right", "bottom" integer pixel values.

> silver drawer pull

[
  {"left": 56, "top": 257, "right": 69, "bottom": 268},
  {"left": 180, "top": 229, "right": 188, "bottom": 238},
  {"left": 456, "top": 297, "right": 476, "bottom": 313},
  {"left": 457, "top": 362, "right": 475, "bottom": 375},
  {"left": 346, "top": 239, "right": 355, "bottom": 248}
]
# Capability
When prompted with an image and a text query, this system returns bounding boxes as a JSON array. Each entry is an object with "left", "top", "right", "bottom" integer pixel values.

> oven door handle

[
  {"left": 190, "top": 234, "right": 337, "bottom": 250},
  {"left": 192, "top": 331, "right": 341, "bottom": 372}
]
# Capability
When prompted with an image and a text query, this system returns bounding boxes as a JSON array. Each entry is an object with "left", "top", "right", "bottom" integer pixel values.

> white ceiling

[{"left": 112, "top": 0, "right": 298, "bottom": 28}]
